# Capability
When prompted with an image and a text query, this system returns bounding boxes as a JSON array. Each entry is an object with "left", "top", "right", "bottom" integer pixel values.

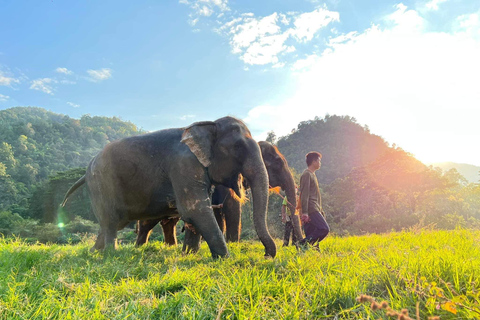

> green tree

[
  {"left": 0, "top": 142, "right": 16, "bottom": 171},
  {"left": 265, "top": 131, "right": 277, "bottom": 145}
]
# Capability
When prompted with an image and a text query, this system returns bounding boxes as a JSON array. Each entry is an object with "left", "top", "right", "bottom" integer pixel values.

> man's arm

[
  {"left": 299, "top": 173, "right": 310, "bottom": 215},
  {"left": 299, "top": 173, "right": 311, "bottom": 223}
]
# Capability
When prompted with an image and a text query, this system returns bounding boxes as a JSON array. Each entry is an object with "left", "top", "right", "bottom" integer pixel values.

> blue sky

[{"left": 1, "top": 0, "right": 479, "bottom": 166}]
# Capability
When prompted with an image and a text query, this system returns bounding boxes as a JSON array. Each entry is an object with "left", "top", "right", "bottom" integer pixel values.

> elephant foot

[{"left": 182, "top": 227, "right": 201, "bottom": 254}]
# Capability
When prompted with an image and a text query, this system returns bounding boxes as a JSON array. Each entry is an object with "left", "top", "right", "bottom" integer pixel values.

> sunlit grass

[{"left": 0, "top": 229, "right": 479, "bottom": 319}]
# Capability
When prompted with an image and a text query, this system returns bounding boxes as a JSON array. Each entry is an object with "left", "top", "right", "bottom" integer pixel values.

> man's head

[{"left": 306, "top": 151, "right": 322, "bottom": 170}]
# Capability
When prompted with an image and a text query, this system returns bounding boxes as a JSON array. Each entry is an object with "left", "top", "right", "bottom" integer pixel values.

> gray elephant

[
  {"left": 61, "top": 117, "right": 276, "bottom": 258},
  {"left": 135, "top": 141, "right": 303, "bottom": 251}
]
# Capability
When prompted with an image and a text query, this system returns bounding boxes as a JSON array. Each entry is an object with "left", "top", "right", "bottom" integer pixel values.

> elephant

[
  {"left": 135, "top": 141, "right": 303, "bottom": 251},
  {"left": 61, "top": 116, "right": 276, "bottom": 258}
]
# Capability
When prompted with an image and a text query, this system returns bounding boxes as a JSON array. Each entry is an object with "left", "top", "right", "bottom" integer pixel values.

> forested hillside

[
  {"left": 0, "top": 107, "right": 143, "bottom": 217},
  {"left": 267, "top": 115, "right": 480, "bottom": 235},
  {"left": 275, "top": 115, "right": 389, "bottom": 184}
]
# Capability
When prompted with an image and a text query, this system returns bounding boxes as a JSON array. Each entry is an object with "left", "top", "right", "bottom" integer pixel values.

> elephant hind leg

[
  {"left": 91, "top": 222, "right": 120, "bottom": 252},
  {"left": 91, "top": 229, "right": 105, "bottom": 252},
  {"left": 136, "top": 219, "right": 161, "bottom": 246},
  {"left": 161, "top": 217, "right": 180, "bottom": 246},
  {"left": 224, "top": 196, "right": 242, "bottom": 242},
  {"left": 104, "top": 224, "right": 118, "bottom": 250}
]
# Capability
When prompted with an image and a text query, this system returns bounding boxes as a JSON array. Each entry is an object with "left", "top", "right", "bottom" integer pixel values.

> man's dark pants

[{"left": 300, "top": 211, "right": 329, "bottom": 245}]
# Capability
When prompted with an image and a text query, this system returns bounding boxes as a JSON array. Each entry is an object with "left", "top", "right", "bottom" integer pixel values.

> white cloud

[
  {"left": 60, "top": 79, "right": 77, "bottom": 85},
  {"left": 241, "top": 31, "right": 292, "bottom": 65},
  {"left": 387, "top": 3, "right": 424, "bottom": 32},
  {"left": 454, "top": 12, "right": 480, "bottom": 39},
  {"left": 30, "top": 78, "right": 56, "bottom": 95},
  {"left": 67, "top": 101, "right": 80, "bottom": 108},
  {"left": 87, "top": 68, "right": 113, "bottom": 82},
  {"left": 425, "top": 0, "right": 449, "bottom": 11},
  {"left": 0, "top": 93, "right": 9, "bottom": 102},
  {"left": 220, "top": 8, "right": 338, "bottom": 66},
  {"left": 0, "top": 71, "right": 20, "bottom": 86},
  {"left": 291, "top": 54, "right": 321, "bottom": 71},
  {"left": 244, "top": 4, "right": 480, "bottom": 165},
  {"left": 228, "top": 13, "right": 283, "bottom": 54},
  {"left": 290, "top": 7, "right": 339, "bottom": 42},
  {"left": 181, "top": 0, "right": 229, "bottom": 24},
  {"left": 55, "top": 67, "right": 73, "bottom": 75},
  {"left": 180, "top": 114, "right": 196, "bottom": 120}
]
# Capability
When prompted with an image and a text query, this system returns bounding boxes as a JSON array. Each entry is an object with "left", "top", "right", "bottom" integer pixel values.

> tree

[
  {"left": 265, "top": 131, "right": 277, "bottom": 145},
  {"left": 0, "top": 142, "right": 16, "bottom": 171}
]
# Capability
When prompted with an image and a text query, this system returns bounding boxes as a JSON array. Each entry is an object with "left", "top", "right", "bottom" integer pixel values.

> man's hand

[{"left": 301, "top": 213, "right": 310, "bottom": 224}]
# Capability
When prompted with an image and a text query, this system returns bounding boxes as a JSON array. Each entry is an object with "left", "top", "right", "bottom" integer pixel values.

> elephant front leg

[
  {"left": 182, "top": 222, "right": 201, "bottom": 254},
  {"left": 176, "top": 186, "right": 228, "bottom": 259}
]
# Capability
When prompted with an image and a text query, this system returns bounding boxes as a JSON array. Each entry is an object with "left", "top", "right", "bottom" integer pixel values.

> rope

[{"left": 271, "top": 185, "right": 297, "bottom": 212}]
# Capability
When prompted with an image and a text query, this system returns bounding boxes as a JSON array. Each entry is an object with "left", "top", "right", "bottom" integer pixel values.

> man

[{"left": 298, "top": 151, "right": 329, "bottom": 249}]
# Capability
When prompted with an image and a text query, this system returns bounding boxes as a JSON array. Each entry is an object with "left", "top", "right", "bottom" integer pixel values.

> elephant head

[
  {"left": 181, "top": 117, "right": 276, "bottom": 257},
  {"left": 258, "top": 141, "right": 297, "bottom": 215}
]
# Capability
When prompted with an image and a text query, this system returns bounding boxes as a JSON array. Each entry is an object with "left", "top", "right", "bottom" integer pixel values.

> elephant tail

[{"left": 61, "top": 175, "right": 86, "bottom": 207}]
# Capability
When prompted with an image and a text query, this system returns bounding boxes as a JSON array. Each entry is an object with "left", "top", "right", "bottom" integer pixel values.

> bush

[
  {"left": 63, "top": 217, "right": 99, "bottom": 234},
  {"left": 1, "top": 216, "right": 99, "bottom": 244},
  {"left": 0, "top": 211, "right": 24, "bottom": 236},
  {"left": 32, "top": 223, "right": 63, "bottom": 243}
]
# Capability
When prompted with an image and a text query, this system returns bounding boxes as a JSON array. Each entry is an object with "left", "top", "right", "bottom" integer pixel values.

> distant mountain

[{"left": 430, "top": 162, "right": 480, "bottom": 183}]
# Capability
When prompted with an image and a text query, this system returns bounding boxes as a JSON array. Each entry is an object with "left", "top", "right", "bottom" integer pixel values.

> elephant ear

[{"left": 181, "top": 121, "right": 216, "bottom": 167}]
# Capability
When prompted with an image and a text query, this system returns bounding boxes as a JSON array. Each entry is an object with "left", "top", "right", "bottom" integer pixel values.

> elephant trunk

[
  {"left": 243, "top": 153, "right": 276, "bottom": 258},
  {"left": 282, "top": 171, "right": 296, "bottom": 217},
  {"left": 282, "top": 170, "right": 303, "bottom": 241}
]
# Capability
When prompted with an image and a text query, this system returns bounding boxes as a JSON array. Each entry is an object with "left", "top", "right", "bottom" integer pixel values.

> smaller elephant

[{"left": 136, "top": 141, "right": 303, "bottom": 251}]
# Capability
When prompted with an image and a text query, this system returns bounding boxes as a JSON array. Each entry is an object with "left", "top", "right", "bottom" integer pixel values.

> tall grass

[{"left": 0, "top": 229, "right": 479, "bottom": 319}]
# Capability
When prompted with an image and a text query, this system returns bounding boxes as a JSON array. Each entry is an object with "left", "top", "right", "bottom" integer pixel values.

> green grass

[{"left": 1, "top": 229, "right": 479, "bottom": 319}]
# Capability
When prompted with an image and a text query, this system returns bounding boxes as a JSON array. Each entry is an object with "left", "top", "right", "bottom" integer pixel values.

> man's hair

[{"left": 306, "top": 151, "right": 322, "bottom": 166}]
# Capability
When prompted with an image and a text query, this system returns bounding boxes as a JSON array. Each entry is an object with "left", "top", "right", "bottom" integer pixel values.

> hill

[
  {"left": 430, "top": 162, "right": 480, "bottom": 183},
  {"left": 0, "top": 106, "right": 143, "bottom": 214},
  {"left": 276, "top": 115, "right": 390, "bottom": 184}
]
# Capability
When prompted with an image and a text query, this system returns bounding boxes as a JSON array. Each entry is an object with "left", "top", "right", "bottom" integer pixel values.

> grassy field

[{"left": 0, "top": 229, "right": 479, "bottom": 319}]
